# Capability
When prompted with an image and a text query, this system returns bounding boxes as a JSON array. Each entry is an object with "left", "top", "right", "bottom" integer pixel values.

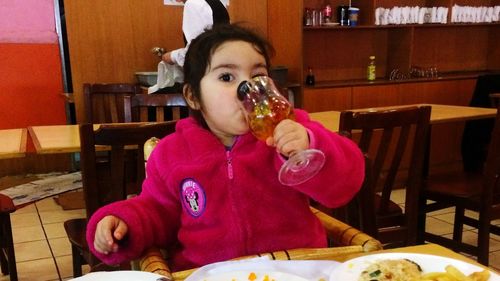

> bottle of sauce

[
  {"left": 305, "top": 67, "right": 315, "bottom": 86},
  {"left": 367, "top": 56, "right": 376, "bottom": 81}
]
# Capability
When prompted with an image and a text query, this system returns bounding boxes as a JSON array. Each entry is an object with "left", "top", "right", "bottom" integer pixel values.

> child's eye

[{"left": 219, "top": 73, "right": 234, "bottom": 82}]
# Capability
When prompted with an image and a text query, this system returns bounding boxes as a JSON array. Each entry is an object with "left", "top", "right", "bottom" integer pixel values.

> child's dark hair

[{"left": 183, "top": 23, "right": 275, "bottom": 124}]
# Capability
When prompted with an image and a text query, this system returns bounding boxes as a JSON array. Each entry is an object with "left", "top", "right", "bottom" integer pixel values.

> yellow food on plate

[
  {"left": 359, "top": 259, "right": 422, "bottom": 281},
  {"left": 420, "top": 264, "right": 490, "bottom": 281}
]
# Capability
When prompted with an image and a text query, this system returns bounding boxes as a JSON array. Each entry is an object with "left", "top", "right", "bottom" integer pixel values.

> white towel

[{"left": 148, "top": 61, "right": 184, "bottom": 94}]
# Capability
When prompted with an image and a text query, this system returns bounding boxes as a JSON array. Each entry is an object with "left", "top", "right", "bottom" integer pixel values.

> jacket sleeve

[
  {"left": 86, "top": 147, "right": 181, "bottom": 265},
  {"left": 286, "top": 109, "right": 365, "bottom": 208}
]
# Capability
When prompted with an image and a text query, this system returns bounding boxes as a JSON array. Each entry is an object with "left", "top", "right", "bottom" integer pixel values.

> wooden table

[
  {"left": 0, "top": 128, "right": 27, "bottom": 159},
  {"left": 28, "top": 125, "right": 81, "bottom": 154},
  {"left": 174, "top": 244, "right": 492, "bottom": 280},
  {"left": 28, "top": 105, "right": 497, "bottom": 154},
  {"left": 29, "top": 124, "right": 102, "bottom": 154},
  {"left": 28, "top": 124, "right": 143, "bottom": 154},
  {"left": 310, "top": 103, "right": 498, "bottom": 132}
]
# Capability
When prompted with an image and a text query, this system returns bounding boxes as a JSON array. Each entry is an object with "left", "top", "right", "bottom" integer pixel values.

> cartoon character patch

[{"left": 180, "top": 178, "right": 206, "bottom": 217}]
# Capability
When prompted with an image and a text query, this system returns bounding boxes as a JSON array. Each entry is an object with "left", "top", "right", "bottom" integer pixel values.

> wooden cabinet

[
  {"left": 303, "top": 87, "right": 351, "bottom": 111},
  {"left": 275, "top": 0, "right": 498, "bottom": 174},
  {"left": 302, "top": 0, "right": 499, "bottom": 85}
]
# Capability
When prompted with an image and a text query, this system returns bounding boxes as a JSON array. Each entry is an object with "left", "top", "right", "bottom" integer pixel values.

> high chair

[{"left": 137, "top": 137, "right": 383, "bottom": 280}]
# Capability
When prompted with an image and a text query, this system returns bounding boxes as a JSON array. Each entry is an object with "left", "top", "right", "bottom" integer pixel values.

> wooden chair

[
  {"left": 137, "top": 139, "right": 383, "bottom": 280},
  {"left": 83, "top": 83, "right": 142, "bottom": 123},
  {"left": 490, "top": 93, "right": 500, "bottom": 108},
  {"left": 63, "top": 122, "right": 176, "bottom": 277},
  {"left": 338, "top": 105, "right": 431, "bottom": 248},
  {"left": 123, "top": 93, "right": 188, "bottom": 122},
  {"left": 417, "top": 102, "right": 500, "bottom": 266},
  {"left": 0, "top": 194, "right": 17, "bottom": 281}
]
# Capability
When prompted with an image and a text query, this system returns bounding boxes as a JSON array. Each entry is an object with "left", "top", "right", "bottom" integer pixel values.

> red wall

[
  {"left": 0, "top": 43, "right": 67, "bottom": 151},
  {"left": 0, "top": 43, "right": 66, "bottom": 129}
]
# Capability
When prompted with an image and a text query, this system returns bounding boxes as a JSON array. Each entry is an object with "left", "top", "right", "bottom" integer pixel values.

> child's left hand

[{"left": 266, "top": 119, "right": 309, "bottom": 157}]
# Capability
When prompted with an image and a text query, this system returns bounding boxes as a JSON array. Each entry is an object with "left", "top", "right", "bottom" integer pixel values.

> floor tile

[
  {"left": 38, "top": 209, "right": 85, "bottom": 224},
  {"left": 428, "top": 207, "right": 455, "bottom": 216},
  {"left": 49, "top": 237, "right": 72, "bottom": 257},
  {"left": 431, "top": 213, "right": 474, "bottom": 231},
  {"left": 443, "top": 231, "right": 500, "bottom": 252},
  {"left": 14, "top": 203, "right": 37, "bottom": 214},
  {"left": 390, "top": 189, "right": 406, "bottom": 204},
  {"left": 57, "top": 255, "right": 91, "bottom": 280},
  {"left": 15, "top": 257, "right": 59, "bottom": 281},
  {"left": 489, "top": 250, "right": 500, "bottom": 271},
  {"left": 14, "top": 240, "right": 52, "bottom": 262},
  {"left": 12, "top": 224, "right": 46, "bottom": 243},
  {"left": 36, "top": 197, "right": 64, "bottom": 211},
  {"left": 44, "top": 222, "right": 69, "bottom": 239},
  {"left": 425, "top": 217, "right": 454, "bottom": 236},
  {"left": 464, "top": 210, "right": 479, "bottom": 220},
  {"left": 10, "top": 212, "right": 41, "bottom": 228}
]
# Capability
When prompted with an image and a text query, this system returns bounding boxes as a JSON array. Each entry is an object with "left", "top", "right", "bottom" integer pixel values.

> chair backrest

[
  {"left": 83, "top": 83, "right": 142, "bottom": 123},
  {"left": 490, "top": 93, "right": 500, "bottom": 108},
  {"left": 339, "top": 105, "right": 431, "bottom": 247},
  {"left": 79, "top": 121, "right": 176, "bottom": 218},
  {"left": 124, "top": 93, "right": 188, "bottom": 122}
]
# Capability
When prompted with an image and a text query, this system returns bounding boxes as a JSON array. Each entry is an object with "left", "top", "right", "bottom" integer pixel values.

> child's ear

[{"left": 183, "top": 84, "right": 201, "bottom": 110}]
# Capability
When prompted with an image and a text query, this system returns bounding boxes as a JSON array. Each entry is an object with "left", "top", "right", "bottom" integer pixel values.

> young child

[{"left": 87, "top": 24, "right": 365, "bottom": 271}]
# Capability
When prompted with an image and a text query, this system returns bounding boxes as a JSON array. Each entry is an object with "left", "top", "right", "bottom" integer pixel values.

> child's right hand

[{"left": 93, "top": 215, "right": 128, "bottom": 255}]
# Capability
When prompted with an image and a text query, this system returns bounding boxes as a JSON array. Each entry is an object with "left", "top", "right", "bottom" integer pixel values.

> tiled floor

[
  {"left": 2, "top": 189, "right": 500, "bottom": 280},
  {"left": 1, "top": 196, "right": 88, "bottom": 281}
]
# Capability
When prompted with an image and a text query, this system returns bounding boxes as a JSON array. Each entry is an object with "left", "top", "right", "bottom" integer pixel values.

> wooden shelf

[
  {"left": 304, "top": 22, "right": 500, "bottom": 30},
  {"left": 306, "top": 70, "right": 500, "bottom": 88}
]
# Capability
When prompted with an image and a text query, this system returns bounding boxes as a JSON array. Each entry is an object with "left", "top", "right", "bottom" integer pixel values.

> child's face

[{"left": 198, "top": 41, "right": 268, "bottom": 145}]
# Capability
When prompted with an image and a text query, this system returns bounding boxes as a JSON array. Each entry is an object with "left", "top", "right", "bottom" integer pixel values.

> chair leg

[
  {"left": 416, "top": 195, "right": 427, "bottom": 244},
  {"left": 452, "top": 206, "right": 465, "bottom": 242},
  {"left": 477, "top": 212, "right": 491, "bottom": 266},
  {"left": 71, "top": 244, "right": 83, "bottom": 277},
  {"left": 0, "top": 249, "right": 8, "bottom": 275},
  {"left": 1, "top": 214, "right": 18, "bottom": 281}
]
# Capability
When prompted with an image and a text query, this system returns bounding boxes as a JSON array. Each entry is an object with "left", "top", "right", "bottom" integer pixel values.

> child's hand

[
  {"left": 266, "top": 119, "right": 309, "bottom": 157},
  {"left": 93, "top": 215, "right": 128, "bottom": 255}
]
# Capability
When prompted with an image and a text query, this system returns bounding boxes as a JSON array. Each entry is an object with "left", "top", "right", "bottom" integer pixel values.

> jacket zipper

[{"left": 226, "top": 150, "right": 234, "bottom": 179}]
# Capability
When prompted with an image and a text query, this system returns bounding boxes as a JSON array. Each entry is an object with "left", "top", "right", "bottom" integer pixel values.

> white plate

[
  {"left": 330, "top": 253, "right": 499, "bottom": 281},
  {"left": 200, "top": 270, "right": 308, "bottom": 281},
  {"left": 68, "top": 270, "right": 165, "bottom": 281}
]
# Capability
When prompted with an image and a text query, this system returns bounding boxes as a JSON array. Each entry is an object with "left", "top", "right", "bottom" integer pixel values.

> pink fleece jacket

[{"left": 86, "top": 109, "right": 364, "bottom": 271}]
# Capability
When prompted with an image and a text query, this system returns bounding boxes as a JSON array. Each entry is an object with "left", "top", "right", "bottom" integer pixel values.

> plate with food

[
  {"left": 199, "top": 270, "right": 308, "bottom": 281},
  {"left": 330, "top": 253, "right": 498, "bottom": 281},
  {"left": 185, "top": 259, "right": 338, "bottom": 281},
  {"left": 68, "top": 270, "right": 166, "bottom": 281}
]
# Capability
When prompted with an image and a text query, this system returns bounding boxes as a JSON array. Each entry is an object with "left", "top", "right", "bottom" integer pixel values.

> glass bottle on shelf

[
  {"left": 367, "top": 56, "right": 376, "bottom": 81},
  {"left": 305, "top": 67, "right": 315, "bottom": 86}
]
